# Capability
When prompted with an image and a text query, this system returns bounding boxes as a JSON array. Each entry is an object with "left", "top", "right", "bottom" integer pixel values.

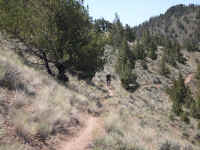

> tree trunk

[
  {"left": 56, "top": 63, "right": 69, "bottom": 82},
  {"left": 42, "top": 51, "right": 54, "bottom": 76}
]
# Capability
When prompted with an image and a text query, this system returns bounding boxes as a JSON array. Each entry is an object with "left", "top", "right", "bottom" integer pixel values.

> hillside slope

[
  {"left": 0, "top": 32, "right": 103, "bottom": 150},
  {"left": 134, "top": 4, "right": 200, "bottom": 46},
  {"left": 1, "top": 20, "right": 200, "bottom": 150}
]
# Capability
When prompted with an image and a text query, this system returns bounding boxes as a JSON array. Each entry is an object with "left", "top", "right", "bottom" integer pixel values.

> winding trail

[
  {"left": 57, "top": 72, "right": 195, "bottom": 150},
  {"left": 59, "top": 116, "right": 103, "bottom": 150}
]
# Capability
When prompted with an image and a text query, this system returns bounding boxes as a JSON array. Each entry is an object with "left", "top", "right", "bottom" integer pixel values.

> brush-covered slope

[
  {"left": 134, "top": 4, "right": 200, "bottom": 46},
  {"left": 1, "top": 5, "right": 200, "bottom": 150},
  {"left": 0, "top": 32, "right": 101, "bottom": 150},
  {"left": 1, "top": 31, "right": 200, "bottom": 150}
]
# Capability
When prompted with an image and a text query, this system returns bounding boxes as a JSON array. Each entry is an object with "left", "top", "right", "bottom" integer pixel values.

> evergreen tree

[
  {"left": 140, "top": 30, "right": 158, "bottom": 60},
  {"left": 174, "top": 42, "right": 186, "bottom": 64},
  {"left": 159, "top": 54, "right": 170, "bottom": 76},
  {"left": 110, "top": 13, "right": 124, "bottom": 49},
  {"left": 115, "top": 39, "right": 137, "bottom": 91},
  {"left": 148, "top": 41, "right": 157, "bottom": 60},
  {"left": 133, "top": 41, "right": 146, "bottom": 60},
  {"left": 167, "top": 73, "right": 192, "bottom": 116},
  {"left": 0, "top": 0, "right": 106, "bottom": 81},
  {"left": 124, "top": 24, "right": 136, "bottom": 42},
  {"left": 94, "top": 18, "right": 112, "bottom": 33}
]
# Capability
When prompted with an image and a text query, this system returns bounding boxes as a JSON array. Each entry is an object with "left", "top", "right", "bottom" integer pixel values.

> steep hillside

[
  {"left": 1, "top": 29, "right": 200, "bottom": 150},
  {"left": 134, "top": 4, "right": 200, "bottom": 47},
  {"left": 0, "top": 32, "right": 103, "bottom": 150},
  {"left": 1, "top": 3, "right": 200, "bottom": 150}
]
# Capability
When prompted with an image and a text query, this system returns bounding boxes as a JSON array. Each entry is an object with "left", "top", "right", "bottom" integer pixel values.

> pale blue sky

[{"left": 85, "top": 0, "right": 200, "bottom": 27}]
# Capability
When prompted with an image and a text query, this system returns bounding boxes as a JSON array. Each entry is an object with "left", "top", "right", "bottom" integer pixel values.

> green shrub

[
  {"left": 196, "top": 63, "right": 200, "bottom": 80},
  {"left": 120, "top": 71, "right": 138, "bottom": 91},
  {"left": 116, "top": 39, "right": 138, "bottom": 91},
  {"left": 172, "top": 102, "right": 183, "bottom": 116},
  {"left": 159, "top": 54, "right": 170, "bottom": 76},
  {"left": 169, "top": 113, "right": 175, "bottom": 121},
  {"left": 132, "top": 42, "right": 146, "bottom": 60},
  {"left": 168, "top": 73, "right": 190, "bottom": 109},
  {"left": 190, "top": 102, "right": 200, "bottom": 119},
  {"left": 181, "top": 112, "right": 190, "bottom": 124},
  {"left": 147, "top": 41, "right": 158, "bottom": 60}
]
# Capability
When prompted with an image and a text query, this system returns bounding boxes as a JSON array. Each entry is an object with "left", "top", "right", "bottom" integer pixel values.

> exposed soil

[{"left": 58, "top": 116, "right": 103, "bottom": 150}]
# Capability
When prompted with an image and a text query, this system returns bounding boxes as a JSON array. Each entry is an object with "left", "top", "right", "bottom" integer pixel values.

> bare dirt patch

[{"left": 58, "top": 115, "right": 104, "bottom": 150}]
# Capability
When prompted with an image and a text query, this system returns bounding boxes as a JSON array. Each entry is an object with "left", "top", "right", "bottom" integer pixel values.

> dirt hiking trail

[
  {"left": 57, "top": 73, "right": 194, "bottom": 150},
  {"left": 184, "top": 73, "right": 193, "bottom": 85},
  {"left": 59, "top": 116, "right": 103, "bottom": 150}
]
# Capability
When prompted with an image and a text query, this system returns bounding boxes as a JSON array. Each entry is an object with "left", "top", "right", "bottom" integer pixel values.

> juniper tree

[
  {"left": 167, "top": 73, "right": 192, "bottom": 116},
  {"left": 0, "top": 0, "right": 106, "bottom": 81},
  {"left": 115, "top": 39, "right": 137, "bottom": 91},
  {"left": 159, "top": 53, "right": 170, "bottom": 76},
  {"left": 148, "top": 41, "right": 157, "bottom": 60},
  {"left": 110, "top": 13, "right": 124, "bottom": 49}
]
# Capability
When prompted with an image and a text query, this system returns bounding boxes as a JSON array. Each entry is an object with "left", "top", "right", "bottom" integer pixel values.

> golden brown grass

[{"left": 0, "top": 42, "right": 93, "bottom": 149}]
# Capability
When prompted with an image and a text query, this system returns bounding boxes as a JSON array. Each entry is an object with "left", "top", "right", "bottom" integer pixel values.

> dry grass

[
  {"left": 0, "top": 142, "right": 29, "bottom": 150},
  {"left": 93, "top": 104, "right": 198, "bottom": 150},
  {"left": 1, "top": 32, "right": 200, "bottom": 150},
  {"left": 0, "top": 38, "right": 93, "bottom": 149}
]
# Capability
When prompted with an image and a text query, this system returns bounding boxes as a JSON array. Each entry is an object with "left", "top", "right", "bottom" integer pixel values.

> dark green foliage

[
  {"left": 134, "top": 5, "right": 200, "bottom": 51},
  {"left": 0, "top": 0, "right": 106, "bottom": 81},
  {"left": 140, "top": 30, "right": 158, "bottom": 60},
  {"left": 115, "top": 39, "right": 138, "bottom": 91},
  {"left": 174, "top": 43, "right": 186, "bottom": 64},
  {"left": 170, "top": 74, "right": 187, "bottom": 104},
  {"left": 124, "top": 24, "right": 136, "bottom": 42},
  {"left": 120, "top": 69, "right": 138, "bottom": 91},
  {"left": 184, "top": 89, "right": 194, "bottom": 109},
  {"left": 164, "top": 41, "right": 186, "bottom": 66},
  {"left": 190, "top": 102, "right": 200, "bottom": 119},
  {"left": 159, "top": 54, "right": 170, "bottom": 76},
  {"left": 110, "top": 13, "right": 124, "bottom": 49},
  {"left": 132, "top": 42, "right": 146, "bottom": 60},
  {"left": 148, "top": 41, "right": 157, "bottom": 60},
  {"left": 164, "top": 48, "right": 177, "bottom": 67},
  {"left": 167, "top": 73, "right": 193, "bottom": 116},
  {"left": 190, "top": 93, "right": 200, "bottom": 119},
  {"left": 196, "top": 63, "right": 200, "bottom": 80},
  {"left": 94, "top": 18, "right": 112, "bottom": 33},
  {"left": 109, "top": 14, "right": 136, "bottom": 48},
  {"left": 181, "top": 112, "right": 190, "bottom": 124},
  {"left": 172, "top": 102, "right": 183, "bottom": 116}
]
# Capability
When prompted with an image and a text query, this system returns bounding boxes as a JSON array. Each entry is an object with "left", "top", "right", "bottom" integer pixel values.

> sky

[{"left": 84, "top": 0, "right": 200, "bottom": 27}]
